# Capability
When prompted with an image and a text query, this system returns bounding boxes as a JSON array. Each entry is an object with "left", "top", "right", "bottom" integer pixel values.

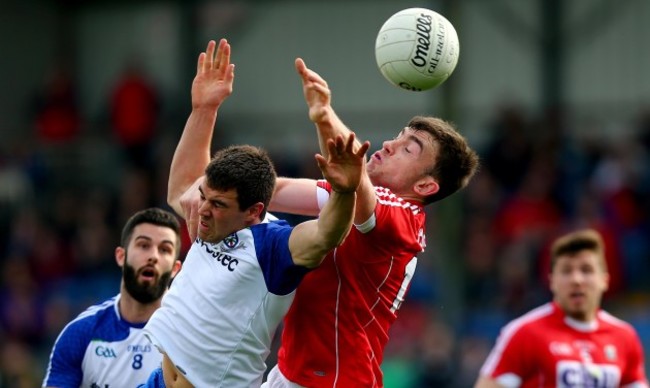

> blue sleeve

[
  {"left": 252, "top": 221, "right": 311, "bottom": 296},
  {"left": 43, "top": 319, "right": 90, "bottom": 387},
  {"left": 138, "top": 367, "right": 166, "bottom": 388}
]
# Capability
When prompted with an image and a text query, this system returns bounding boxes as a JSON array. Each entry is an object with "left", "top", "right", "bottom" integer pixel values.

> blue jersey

[
  {"left": 42, "top": 294, "right": 161, "bottom": 388},
  {"left": 144, "top": 218, "right": 310, "bottom": 387}
]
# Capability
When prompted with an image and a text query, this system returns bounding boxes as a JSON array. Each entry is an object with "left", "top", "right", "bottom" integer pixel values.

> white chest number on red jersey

[{"left": 390, "top": 257, "right": 417, "bottom": 313}]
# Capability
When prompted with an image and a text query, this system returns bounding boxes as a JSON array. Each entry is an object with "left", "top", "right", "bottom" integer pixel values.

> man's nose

[{"left": 381, "top": 140, "right": 394, "bottom": 154}]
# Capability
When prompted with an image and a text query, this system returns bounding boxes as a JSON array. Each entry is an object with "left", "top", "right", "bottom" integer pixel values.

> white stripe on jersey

[
  {"left": 375, "top": 187, "right": 422, "bottom": 214},
  {"left": 598, "top": 310, "right": 635, "bottom": 329},
  {"left": 480, "top": 303, "right": 554, "bottom": 375}
]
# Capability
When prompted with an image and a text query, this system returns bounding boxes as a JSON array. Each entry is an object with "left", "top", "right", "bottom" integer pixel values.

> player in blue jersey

[
  {"left": 42, "top": 207, "right": 183, "bottom": 388},
  {"left": 141, "top": 39, "right": 368, "bottom": 387}
]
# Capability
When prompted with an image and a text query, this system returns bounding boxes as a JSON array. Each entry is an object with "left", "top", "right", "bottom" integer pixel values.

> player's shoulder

[
  {"left": 58, "top": 296, "right": 119, "bottom": 339},
  {"left": 249, "top": 217, "right": 292, "bottom": 241},
  {"left": 597, "top": 309, "right": 640, "bottom": 335},
  {"left": 72, "top": 296, "right": 118, "bottom": 324},
  {"left": 501, "top": 303, "right": 556, "bottom": 336},
  {"left": 374, "top": 186, "right": 423, "bottom": 210},
  {"left": 250, "top": 213, "right": 289, "bottom": 230}
]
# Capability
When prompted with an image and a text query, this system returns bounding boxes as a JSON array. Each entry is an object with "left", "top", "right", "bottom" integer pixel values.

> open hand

[
  {"left": 192, "top": 39, "right": 235, "bottom": 110},
  {"left": 295, "top": 58, "right": 331, "bottom": 123},
  {"left": 315, "top": 133, "right": 370, "bottom": 194}
]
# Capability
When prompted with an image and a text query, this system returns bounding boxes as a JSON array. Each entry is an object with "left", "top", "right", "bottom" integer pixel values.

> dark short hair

[
  {"left": 407, "top": 116, "right": 480, "bottom": 204},
  {"left": 205, "top": 145, "right": 276, "bottom": 219},
  {"left": 121, "top": 207, "right": 182, "bottom": 260},
  {"left": 550, "top": 229, "right": 607, "bottom": 272}
]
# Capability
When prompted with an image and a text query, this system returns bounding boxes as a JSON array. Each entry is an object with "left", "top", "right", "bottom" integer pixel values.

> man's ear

[
  {"left": 246, "top": 202, "right": 265, "bottom": 223},
  {"left": 172, "top": 260, "right": 182, "bottom": 277},
  {"left": 414, "top": 176, "right": 439, "bottom": 197},
  {"left": 601, "top": 271, "right": 610, "bottom": 293},
  {"left": 115, "top": 246, "right": 126, "bottom": 268}
]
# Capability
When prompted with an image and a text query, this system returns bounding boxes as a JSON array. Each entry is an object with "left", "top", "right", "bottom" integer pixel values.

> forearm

[
  {"left": 315, "top": 111, "right": 375, "bottom": 223},
  {"left": 168, "top": 106, "right": 218, "bottom": 212},
  {"left": 315, "top": 107, "right": 362, "bottom": 158},
  {"left": 289, "top": 191, "right": 356, "bottom": 267},
  {"left": 316, "top": 190, "right": 356, "bottom": 247}
]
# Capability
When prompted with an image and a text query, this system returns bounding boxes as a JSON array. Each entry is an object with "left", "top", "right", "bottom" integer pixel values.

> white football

[{"left": 375, "top": 8, "right": 460, "bottom": 92}]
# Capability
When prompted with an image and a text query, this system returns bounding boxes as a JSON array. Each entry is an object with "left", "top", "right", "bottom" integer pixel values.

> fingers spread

[
  {"left": 197, "top": 52, "right": 206, "bottom": 74},
  {"left": 344, "top": 132, "right": 356, "bottom": 152},
  {"left": 215, "top": 38, "right": 229, "bottom": 70},
  {"left": 225, "top": 64, "right": 235, "bottom": 83},
  {"left": 357, "top": 140, "right": 371, "bottom": 157},
  {"left": 205, "top": 40, "right": 216, "bottom": 72},
  {"left": 314, "top": 153, "right": 326, "bottom": 170}
]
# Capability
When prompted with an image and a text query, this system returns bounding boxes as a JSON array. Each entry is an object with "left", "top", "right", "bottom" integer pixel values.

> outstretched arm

[
  {"left": 168, "top": 39, "right": 234, "bottom": 217},
  {"left": 289, "top": 133, "right": 369, "bottom": 267},
  {"left": 269, "top": 177, "right": 321, "bottom": 217},
  {"left": 295, "top": 58, "right": 360, "bottom": 158},
  {"left": 295, "top": 58, "right": 376, "bottom": 225}
]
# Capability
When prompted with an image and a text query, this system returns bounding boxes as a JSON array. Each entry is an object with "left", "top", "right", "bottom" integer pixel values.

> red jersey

[
  {"left": 277, "top": 183, "right": 426, "bottom": 387},
  {"left": 480, "top": 302, "right": 648, "bottom": 388}
]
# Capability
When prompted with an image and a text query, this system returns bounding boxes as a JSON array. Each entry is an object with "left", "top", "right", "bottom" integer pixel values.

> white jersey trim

[{"left": 480, "top": 303, "right": 554, "bottom": 376}]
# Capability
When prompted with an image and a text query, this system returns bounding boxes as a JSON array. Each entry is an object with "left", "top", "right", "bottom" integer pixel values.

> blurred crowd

[{"left": 1, "top": 65, "right": 649, "bottom": 387}]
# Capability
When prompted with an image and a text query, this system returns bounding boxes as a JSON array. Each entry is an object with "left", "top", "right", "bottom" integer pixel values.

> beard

[{"left": 122, "top": 258, "right": 173, "bottom": 304}]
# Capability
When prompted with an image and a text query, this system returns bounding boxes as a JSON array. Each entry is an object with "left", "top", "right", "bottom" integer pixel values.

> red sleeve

[
  {"left": 622, "top": 328, "right": 649, "bottom": 386},
  {"left": 317, "top": 181, "right": 424, "bottom": 255},
  {"left": 316, "top": 180, "right": 330, "bottom": 192},
  {"left": 482, "top": 323, "right": 533, "bottom": 380}
]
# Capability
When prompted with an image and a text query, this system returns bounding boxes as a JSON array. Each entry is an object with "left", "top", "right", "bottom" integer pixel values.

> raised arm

[
  {"left": 294, "top": 58, "right": 376, "bottom": 225},
  {"left": 294, "top": 58, "right": 360, "bottom": 157},
  {"left": 168, "top": 39, "right": 234, "bottom": 216},
  {"left": 289, "top": 133, "right": 369, "bottom": 267}
]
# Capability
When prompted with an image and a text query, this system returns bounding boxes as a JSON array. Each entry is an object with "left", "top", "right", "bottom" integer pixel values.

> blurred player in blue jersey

[{"left": 42, "top": 207, "right": 183, "bottom": 388}]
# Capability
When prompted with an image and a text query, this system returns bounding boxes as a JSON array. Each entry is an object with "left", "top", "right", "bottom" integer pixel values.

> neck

[
  {"left": 395, "top": 192, "right": 425, "bottom": 205},
  {"left": 564, "top": 314, "right": 598, "bottom": 332},
  {"left": 118, "top": 286, "right": 161, "bottom": 324}
]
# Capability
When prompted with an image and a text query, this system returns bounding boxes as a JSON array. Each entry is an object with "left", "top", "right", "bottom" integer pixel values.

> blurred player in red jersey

[
  {"left": 475, "top": 229, "right": 649, "bottom": 388},
  {"left": 177, "top": 39, "right": 479, "bottom": 387}
]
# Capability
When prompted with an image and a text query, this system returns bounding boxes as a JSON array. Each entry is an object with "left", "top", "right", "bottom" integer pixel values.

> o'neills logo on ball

[{"left": 411, "top": 13, "right": 446, "bottom": 74}]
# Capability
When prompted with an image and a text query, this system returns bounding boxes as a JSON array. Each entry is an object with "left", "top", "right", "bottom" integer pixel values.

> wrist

[
  {"left": 331, "top": 188, "right": 357, "bottom": 195},
  {"left": 312, "top": 106, "right": 333, "bottom": 124},
  {"left": 191, "top": 104, "right": 220, "bottom": 114}
]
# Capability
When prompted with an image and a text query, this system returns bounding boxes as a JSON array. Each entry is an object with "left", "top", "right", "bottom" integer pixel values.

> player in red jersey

[
  {"left": 262, "top": 57, "right": 477, "bottom": 388},
  {"left": 475, "top": 229, "right": 648, "bottom": 388},
  {"left": 175, "top": 39, "right": 479, "bottom": 387}
]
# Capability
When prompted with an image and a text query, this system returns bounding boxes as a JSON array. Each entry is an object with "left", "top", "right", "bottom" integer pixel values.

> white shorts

[{"left": 261, "top": 365, "right": 306, "bottom": 388}]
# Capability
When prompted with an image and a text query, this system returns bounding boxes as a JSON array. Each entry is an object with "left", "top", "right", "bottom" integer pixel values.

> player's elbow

[
  {"left": 167, "top": 191, "right": 178, "bottom": 209},
  {"left": 300, "top": 252, "right": 327, "bottom": 269},
  {"left": 167, "top": 181, "right": 183, "bottom": 208},
  {"left": 167, "top": 191, "right": 182, "bottom": 215}
]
